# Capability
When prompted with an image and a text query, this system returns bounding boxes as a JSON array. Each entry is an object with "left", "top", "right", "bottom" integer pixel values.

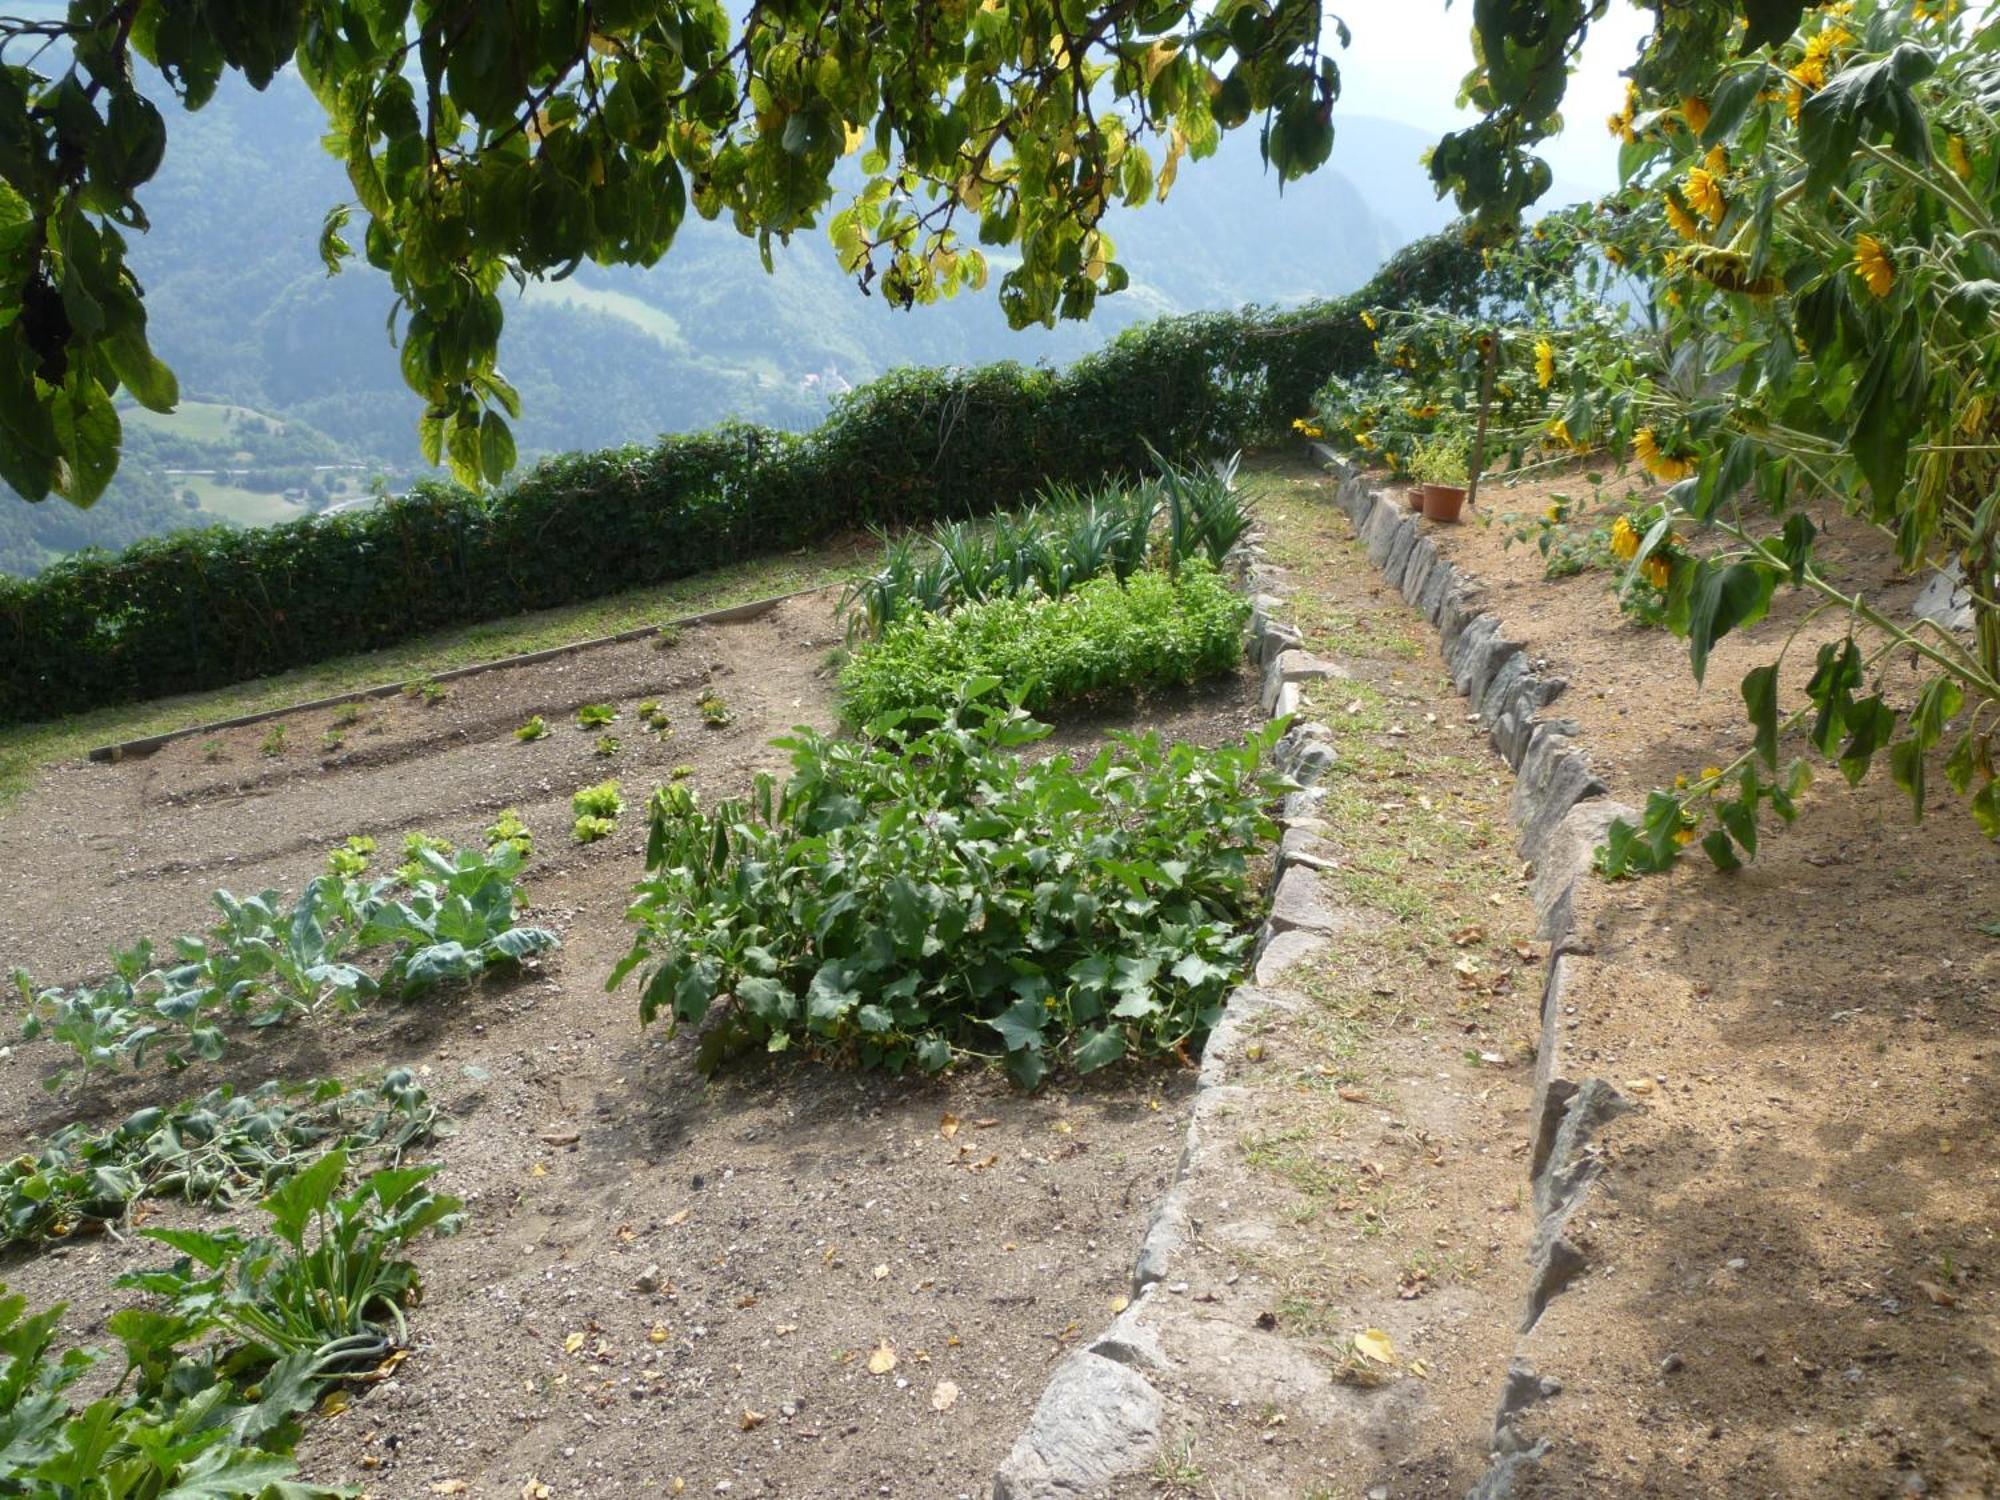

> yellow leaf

[
  {"left": 1110, "top": 1296, "right": 1129, "bottom": 1314},
  {"left": 1051, "top": 1119, "right": 1074, "bottom": 1135},
  {"left": 843, "top": 123, "right": 867, "bottom": 154},
  {"left": 1353, "top": 1329, "right": 1396, "bottom": 1364},
  {"left": 320, "top": 1390, "right": 350, "bottom": 1417},
  {"left": 430, "top": 1483, "right": 469, "bottom": 1495},
  {"left": 522, "top": 1482, "right": 551, "bottom": 1500},
  {"left": 930, "top": 1379, "right": 960, "bottom": 1411},
  {"left": 666, "top": 1207, "right": 691, "bottom": 1226},
  {"left": 563, "top": 1331, "right": 586, "bottom": 1355},
  {"left": 741, "top": 1409, "right": 767, "bottom": 1430},
  {"left": 872, "top": 1263, "right": 890, "bottom": 1281},
  {"left": 1409, "top": 1358, "right": 1432, "bottom": 1379},
  {"left": 649, "top": 1323, "right": 669, "bottom": 1344},
  {"left": 867, "top": 1341, "right": 897, "bottom": 1375},
  {"left": 529, "top": 1162, "right": 548, "bottom": 1177},
  {"left": 939, "top": 1113, "right": 961, "bottom": 1139},
  {"left": 1624, "top": 1078, "right": 1657, "bottom": 1095},
  {"left": 673, "top": 1481, "right": 686, "bottom": 1495}
]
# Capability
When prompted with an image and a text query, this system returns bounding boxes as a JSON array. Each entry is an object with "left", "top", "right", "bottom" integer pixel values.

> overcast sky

[{"left": 1325, "top": 1, "right": 1656, "bottom": 199}]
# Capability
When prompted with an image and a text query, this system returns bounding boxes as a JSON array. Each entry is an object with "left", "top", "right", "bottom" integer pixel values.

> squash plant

[{"left": 613, "top": 687, "right": 1285, "bottom": 1088}]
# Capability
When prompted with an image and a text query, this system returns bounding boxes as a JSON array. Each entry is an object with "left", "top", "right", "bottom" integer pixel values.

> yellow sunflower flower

[
  {"left": 1361, "top": 309, "right": 1377, "bottom": 330},
  {"left": 1664, "top": 192, "right": 1703, "bottom": 240},
  {"left": 1643, "top": 554, "right": 1673, "bottom": 591},
  {"left": 1610, "top": 515, "right": 1640, "bottom": 562},
  {"left": 1634, "top": 427, "right": 1695, "bottom": 482},
  {"left": 1685, "top": 167, "right": 1726, "bottom": 223},
  {"left": 1703, "top": 144, "right": 1730, "bottom": 177},
  {"left": 1547, "top": 418, "right": 1573, "bottom": 449},
  {"left": 1854, "top": 233, "right": 1894, "bottom": 298},
  {"left": 1949, "top": 135, "right": 1973, "bottom": 183},
  {"left": 1534, "top": 338, "right": 1556, "bottom": 389},
  {"left": 1682, "top": 96, "right": 1711, "bottom": 135}
]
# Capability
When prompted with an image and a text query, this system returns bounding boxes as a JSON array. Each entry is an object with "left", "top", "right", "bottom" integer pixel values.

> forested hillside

[{"left": 2, "top": 63, "right": 1449, "bottom": 574}]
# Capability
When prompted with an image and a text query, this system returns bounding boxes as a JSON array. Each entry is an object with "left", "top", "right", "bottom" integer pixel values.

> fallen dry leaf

[
  {"left": 1352, "top": 1328, "right": 1396, "bottom": 1365},
  {"left": 931, "top": 1379, "right": 960, "bottom": 1412},
  {"left": 1051, "top": 1119, "right": 1074, "bottom": 1135},
  {"left": 666, "top": 1207, "right": 691, "bottom": 1227},
  {"left": 522, "top": 1482, "right": 551, "bottom": 1500},
  {"left": 429, "top": 1483, "right": 468, "bottom": 1496},
  {"left": 539, "top": 1130, "right": 580, "bottom": 1147},
  {"left": 872, "top": 1263, "right": 890, "bottom": 1281},
  {"left": 563, "top": 1331, "right": 586, "bottom": 1355},
  {"left": 867, "top": 1341, "right": 897, "bottom": 1376},
  {"left": 939, "top": 1113, "right": 961, "bottom": 1139},
  {"left": 320, "top": 1390, "right": 350, "bottom": 1417},
  {"left": 1450, "top": 924, "right": 1486, "bottom": 946},
  {"left": 528, "top": 1162, "right": 548, "bottom": 1178},
  {"left": 1109, "top": 1295, "right": 1129, "bottom": 1314},
  {"left": 1624, "top": 1078, "right": 1657, "bottom": 1095},
  {"left": 1917, "top": 1279, "right": 1959, "bottom": 1308},
  {"left": 740, "top": 1409, "right": 767, "bottom": 1431},
  {"left": 649, "top": 1323, "right": 669, "bottom": 1344}
]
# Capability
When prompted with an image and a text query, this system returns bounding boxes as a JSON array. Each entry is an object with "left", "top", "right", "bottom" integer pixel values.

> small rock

[
  {"left": 1660, "top": 1353, "right": 1683, "bottom": 1374},
  {"left": 634, "top": 1264, "right": 664, "bottom": 1293},
  {"left": 1724, "top": 1257, "right": 1747, "bottom": 1271}
]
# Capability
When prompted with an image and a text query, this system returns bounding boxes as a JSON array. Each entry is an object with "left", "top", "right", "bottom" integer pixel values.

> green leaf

[
  {"left": 1686, "top": 561, "right": 1776, "bottom": 684},
  {"left": 1742, "top": 664, "right": 1780, "bottom": 768},
  {"left": 1070, "top": 1027, "right": 1125, "bottom": 1073}
]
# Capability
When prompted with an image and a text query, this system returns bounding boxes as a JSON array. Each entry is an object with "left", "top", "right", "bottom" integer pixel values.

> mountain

[{"left": 2, "top": 66, "right": 1451, "bottom": 574}]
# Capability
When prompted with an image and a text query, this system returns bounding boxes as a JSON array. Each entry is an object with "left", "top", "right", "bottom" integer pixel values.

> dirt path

[
  {"left": 1078, "top": 467, "right": 1555, "bottom": 1499},
  {"left": 0, "top": 587, "right": 1282, "bottom": 1498}
]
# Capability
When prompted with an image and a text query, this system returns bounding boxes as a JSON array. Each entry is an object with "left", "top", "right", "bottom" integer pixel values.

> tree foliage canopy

[{"left": 0, "top": 0, "right": 1820, "bottom": 506}]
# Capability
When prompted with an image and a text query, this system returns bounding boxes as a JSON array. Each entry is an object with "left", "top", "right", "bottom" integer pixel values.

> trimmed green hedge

[{"left": 0, "top": 229, "right": 1496, "bottom": 725}]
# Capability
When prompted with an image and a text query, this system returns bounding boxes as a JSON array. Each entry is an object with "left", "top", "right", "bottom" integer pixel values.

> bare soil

[
  {"left": 1419, "top": 460, "right": 2000, "bottom": 1499},
  {"left": 0, "top": 588, "right": 1268, "bottom": 1498}
]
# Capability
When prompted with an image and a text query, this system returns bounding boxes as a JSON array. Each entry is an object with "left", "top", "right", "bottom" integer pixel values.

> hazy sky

[{"left": 1325, "top": 1, "right": 1656, "bottom": 199}]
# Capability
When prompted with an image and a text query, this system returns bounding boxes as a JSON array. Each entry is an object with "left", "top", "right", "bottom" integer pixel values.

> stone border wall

[{"left": 989, "top": 453, "right": 1637, "bottom": 1499}]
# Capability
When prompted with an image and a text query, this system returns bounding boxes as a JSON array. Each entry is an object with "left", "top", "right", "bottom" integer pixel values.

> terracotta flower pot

[
  {"left": 1421, "top": 483, "right": 1467, "bottom": 522},
  {"left": 1406, "top": 485, "right": 1426, "bottom": 512}
]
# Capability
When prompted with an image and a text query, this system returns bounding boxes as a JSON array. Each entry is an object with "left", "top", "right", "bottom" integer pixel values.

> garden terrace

[{"left": 0, "top": 561, "right": 1278, "bottom": 1495}]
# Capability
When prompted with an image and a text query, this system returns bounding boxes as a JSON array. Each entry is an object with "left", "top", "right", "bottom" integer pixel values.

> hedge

[{"left": 0, "top": 227, "right": 1501, "bottom": 725}]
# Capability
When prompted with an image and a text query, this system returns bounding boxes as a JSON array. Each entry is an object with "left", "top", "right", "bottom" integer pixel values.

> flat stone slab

[{"left": 991, "top": 1349, "right": 1162, "bottom": 1499}]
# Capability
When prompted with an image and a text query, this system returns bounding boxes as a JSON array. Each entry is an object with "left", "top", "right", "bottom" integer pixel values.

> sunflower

[
  {"left": 1534, "top": 339, "right": 1556, "bottom": 389},
  {"left": 1607, "top": 80, "right": 1639, "bottom": 143},
  {"left": 1634, "top": 427, "right": 1695, "bottom": 482},
  {"left": 1853, "top": 233, "right": 1894, "bottom": 298},
  {"left": 1664, "top": 192, "right": 1703, "bottom": 240},
  {"left": 1685, "top": 167, "right": 1726, "bottom": 223},
  {"left": 1610, "top": 515, "right": 1640, "bottom": 562},
  {"left": 1546, "top": 418, "right": 1574, "bottom": 450},
  {"left": 1361, "top": 309, "right": 1377, "bottom": 330},
  {"left": 1703, "top": 144, "right": 1730, "bottom": 177},
  {"left": 1642, "top": 554, "right": 1673, "bottom": 591},
  {"left": 1681, "top": 95, "right": 1711, "bottom": 135},
  {"left": 1949, "top": 135, "right": 1974, "bottom": 183}
]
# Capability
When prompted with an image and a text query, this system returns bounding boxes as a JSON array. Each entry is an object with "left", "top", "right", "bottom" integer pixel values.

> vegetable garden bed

[{"left": 0, "top": 543, "right": 1276, "bottom": 1495}]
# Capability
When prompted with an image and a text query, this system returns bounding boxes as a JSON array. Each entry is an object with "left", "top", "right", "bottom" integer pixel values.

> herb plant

[
  {"left": 576, "top": 703, "right": 617, "bottom": 729},
  {"left": 515, "top": 715, "right": 551, "bottom": 741},
  {"left": 614, "top": 690, "right": 1285, "bottom": 1087}
]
